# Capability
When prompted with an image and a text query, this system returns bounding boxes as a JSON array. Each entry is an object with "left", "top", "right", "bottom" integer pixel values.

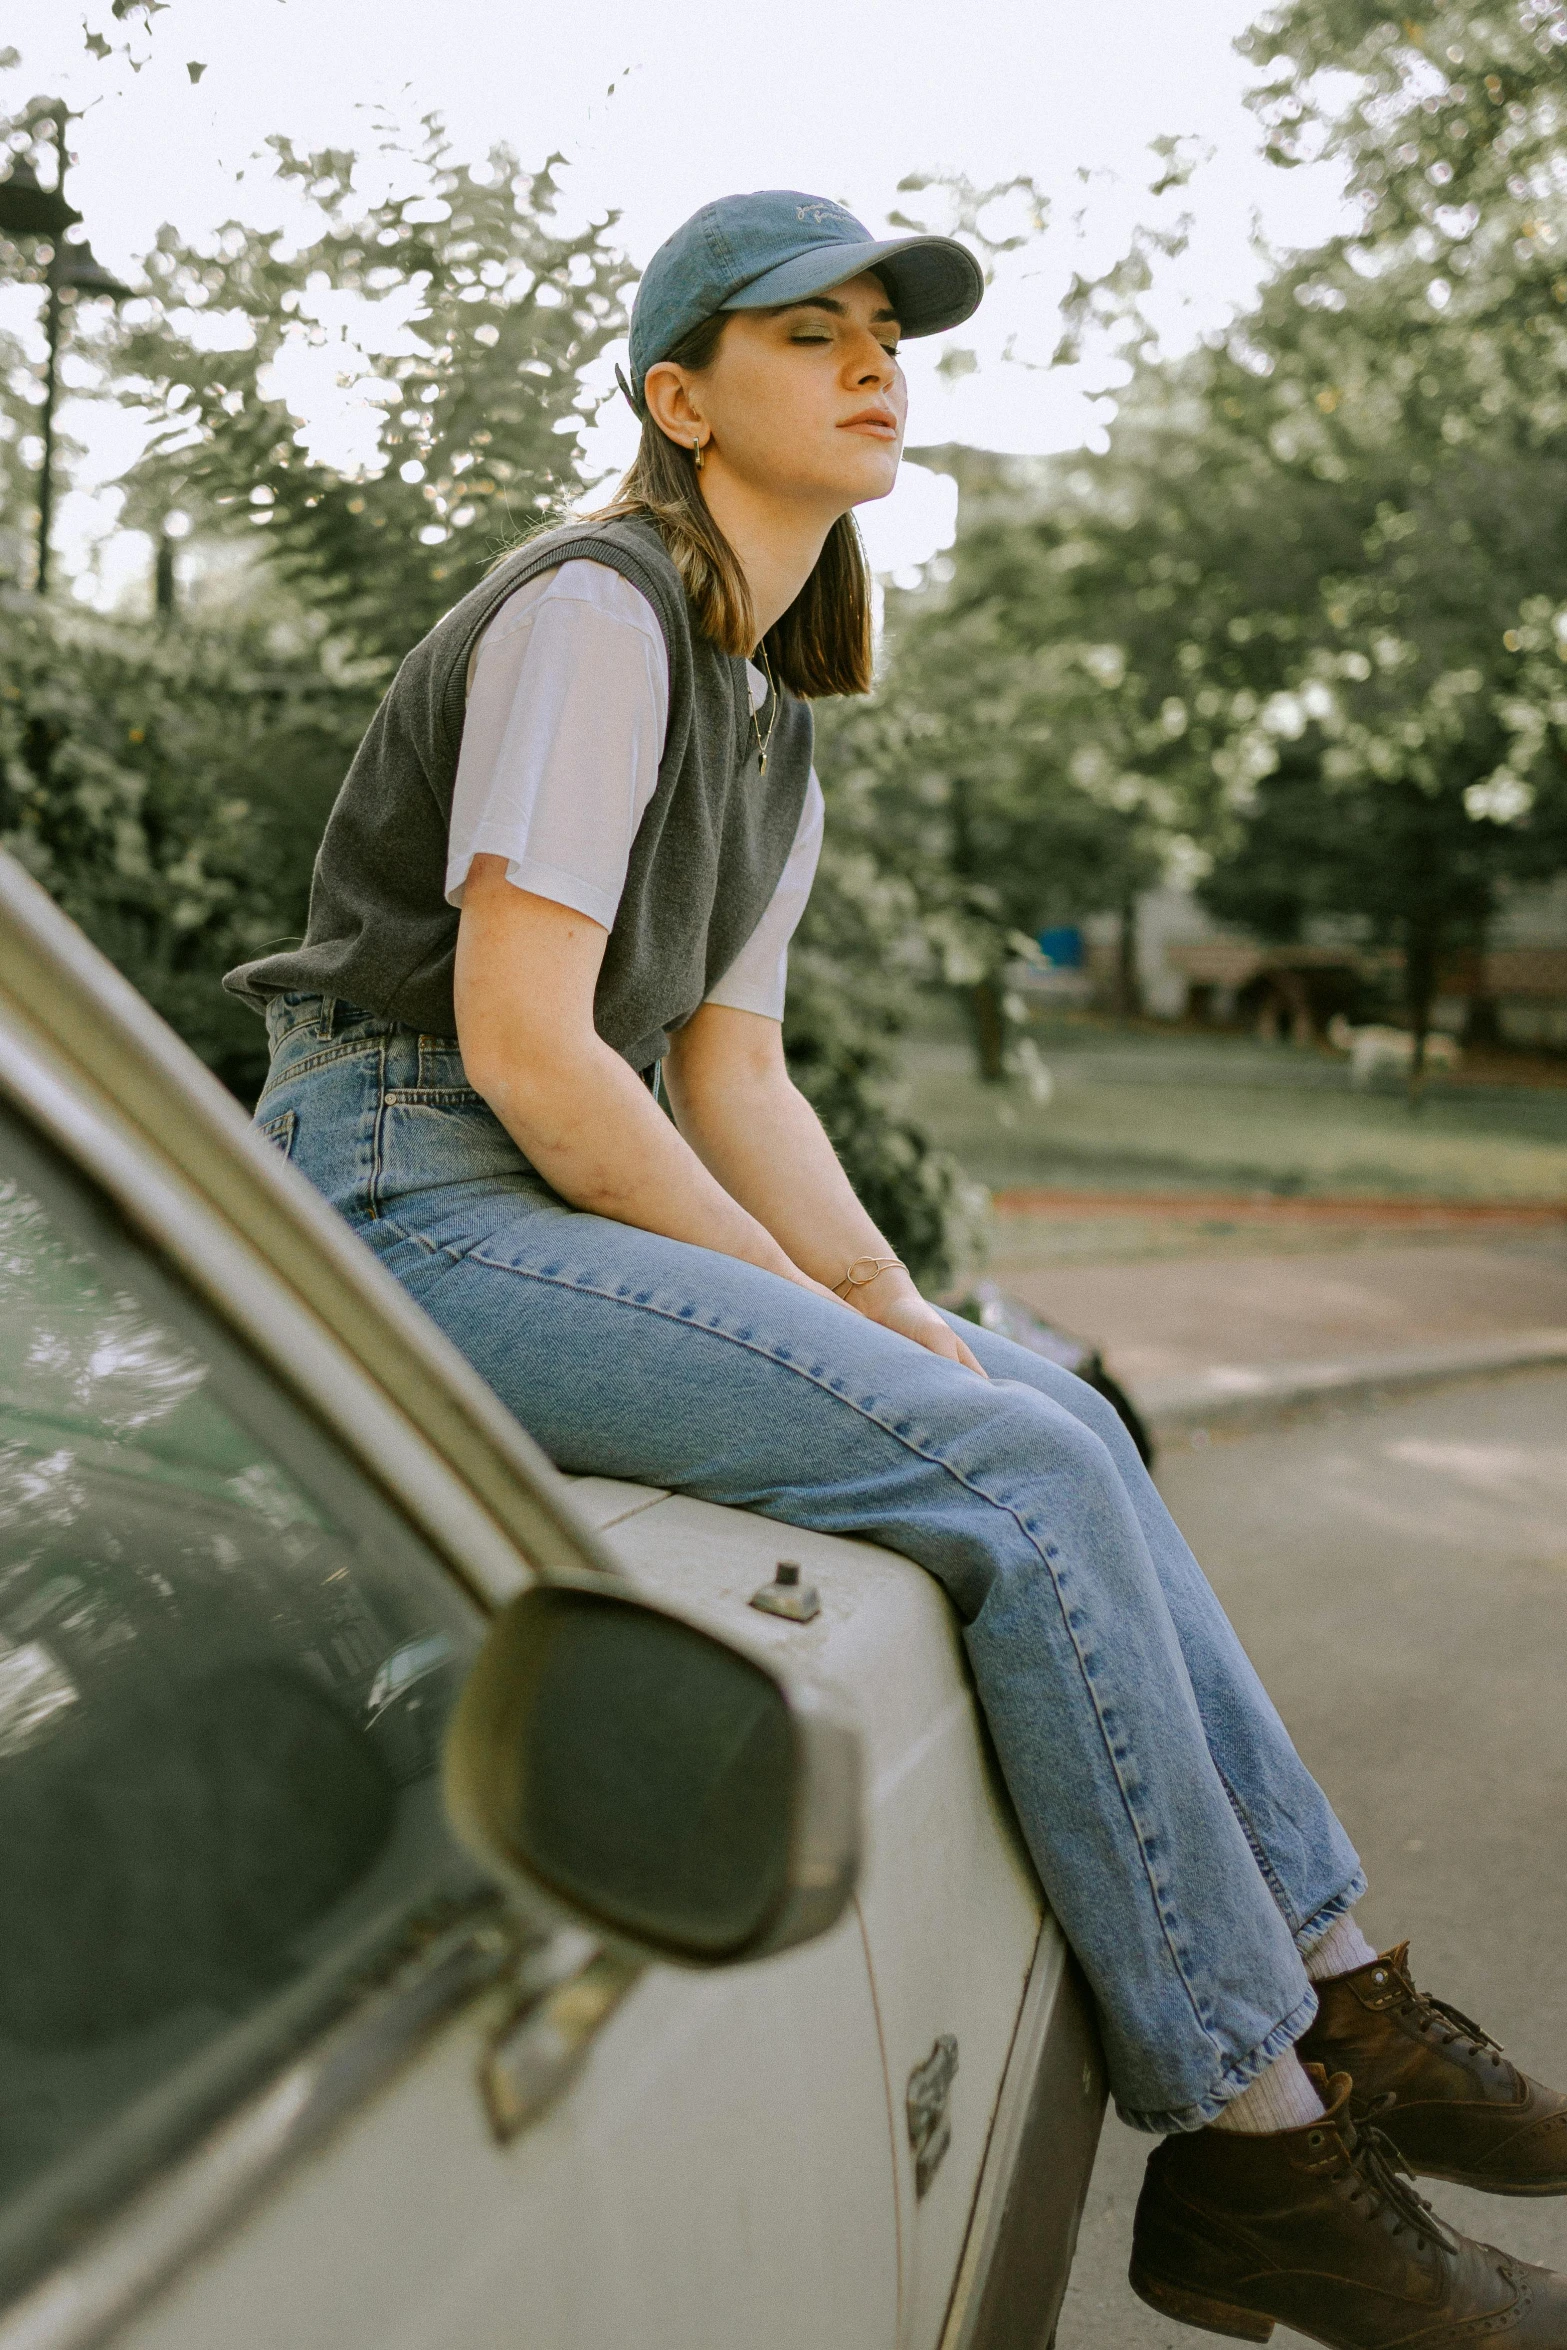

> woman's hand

[
  {"left": 659, "top": 1006, "right": 985, "bottom": 1374},
  {"left": 857, "top": 1282, "right": 988, "bottom": 1376}
]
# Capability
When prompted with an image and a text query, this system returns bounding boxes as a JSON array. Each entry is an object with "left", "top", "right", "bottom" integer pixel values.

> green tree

[
  {"left": 118, "top": 126, "right": 633, "bottom": 657},
  {"left": 1243, "top": 0, "right": 1567, "bottom": 443},
  {"left": 0, "top": 586, "right": 375, "bottom": 1097},
  {"left": 885, "top": 251, "right": 1567, "bottom": 1077},
  {"left": 782, "top": 748, "right": 986, "bottom": 1282},
  {"left": 833, "top": 516, "right": 1176, "bottom": 1078},
  {"left": 850, "top": 17, "right": 1567, "bottom": 1088}
]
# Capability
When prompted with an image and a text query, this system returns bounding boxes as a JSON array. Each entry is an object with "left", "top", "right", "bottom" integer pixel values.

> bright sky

[{"left": 2, "top": 0, "right": 1351, "bottom": 599}]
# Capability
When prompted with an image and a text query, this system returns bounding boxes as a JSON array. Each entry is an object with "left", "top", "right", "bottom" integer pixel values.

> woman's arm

[
  {"left": 454, "top": 858, "right": 832, "bottom": 1295},
  {"left": 665, "top": 1000, "right": 984, "bottom": 1373},
  {"left": 455, "top": 861, "right": 980, "bottom": 1369}
]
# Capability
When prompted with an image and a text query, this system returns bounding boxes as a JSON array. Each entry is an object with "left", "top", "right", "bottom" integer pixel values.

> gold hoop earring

[{"left": 692, "top": 438, "right": 704, "bottom": 471}]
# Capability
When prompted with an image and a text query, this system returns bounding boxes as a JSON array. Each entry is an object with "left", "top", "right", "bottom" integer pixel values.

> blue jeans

[{"left": 256, "top": 994, "right": 1365, "bottom": 2132}]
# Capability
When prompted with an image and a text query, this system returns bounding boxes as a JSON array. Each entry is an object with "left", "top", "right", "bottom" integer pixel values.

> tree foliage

[
  {"left": 783, "top": 738, "right": 986, "bottom": 1283},
  {"left": 117, "top": 127, "right": 633, "bottom": 655},
  {"left": 0, "top": 587, "right": 375, "bottom": 1095},
  {"left": 1244, "top": 0, "right": 1567, "bottom": 437},
  {"left": 863, "top": 7, "right": 1567, "bottom": 1072}
]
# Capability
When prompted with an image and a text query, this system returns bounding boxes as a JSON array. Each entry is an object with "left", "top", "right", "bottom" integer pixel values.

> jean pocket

[
  {"left": 375, "top": 1088, "right": 530, "bottom": 1205},
  {"left": 256, "top": 1107, "right": 298, "bottom": 1161}
]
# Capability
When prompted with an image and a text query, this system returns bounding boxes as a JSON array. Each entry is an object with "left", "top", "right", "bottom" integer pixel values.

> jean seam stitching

[
  {"left": 257, "top": 1108, "right": 297, "bottom": 1157},
  {"left": 402, "top": 1232, "right": 1222, "bottom": 2053},
  {"left": 378, "top": 1212, "right": 440, "bottom": 1256},
  {"left": 267, "top": 1035, "right": 385, "bottom": 1083},
  {"left": 1213, "top": 1761, "right": 1295, "bottom": 1920},
  {"left": 367, "top": 1037, "right": 388, "bottom": 1219},
  {"left": 383, "top": 1088, "right": 486, "bottom": 1105}
]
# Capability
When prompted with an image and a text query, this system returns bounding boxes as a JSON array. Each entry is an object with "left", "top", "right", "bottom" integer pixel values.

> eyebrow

[{"left": 771, "top": 295, "right": 901, "bottom": 326}]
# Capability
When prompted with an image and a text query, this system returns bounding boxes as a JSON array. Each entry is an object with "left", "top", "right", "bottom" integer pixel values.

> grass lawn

[{"left": 900, "top": 1012, "right": 1567, "bottom": 1208}]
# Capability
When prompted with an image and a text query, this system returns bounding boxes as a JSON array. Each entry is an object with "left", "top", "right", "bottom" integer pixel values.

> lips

[{"left": 840, "top": 408, "right": 899, "bottom": 436}]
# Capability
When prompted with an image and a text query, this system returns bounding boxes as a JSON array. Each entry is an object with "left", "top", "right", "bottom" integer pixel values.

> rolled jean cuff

[
  {"left": 1113, "top": 1981, "right": 1322, "bottom": 2137},
  {"left": 1293, "top": 1867, "right": 1369, "bottom": 1959}
]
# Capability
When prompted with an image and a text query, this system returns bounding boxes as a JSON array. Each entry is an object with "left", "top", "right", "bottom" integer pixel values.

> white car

[{"left": 0, "top": 847, "right": 1104, "bottom": 2350}]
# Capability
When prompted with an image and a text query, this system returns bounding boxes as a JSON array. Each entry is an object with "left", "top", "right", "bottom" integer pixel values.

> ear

[{"left": 642, "top": 359, "right": 705, "bottom": 451}]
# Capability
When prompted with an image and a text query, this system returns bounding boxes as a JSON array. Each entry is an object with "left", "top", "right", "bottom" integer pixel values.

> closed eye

[{"left": 789, "top": 330, "right": 901, "bottom": 358}]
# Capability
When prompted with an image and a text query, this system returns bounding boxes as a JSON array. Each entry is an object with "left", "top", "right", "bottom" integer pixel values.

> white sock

[
  {"left": 1305, "top": 1914, "right": 1379, "bottom": 1982},
  {"left": 1210, "top": 2049, "right": 1327, "bottom": 2135}
]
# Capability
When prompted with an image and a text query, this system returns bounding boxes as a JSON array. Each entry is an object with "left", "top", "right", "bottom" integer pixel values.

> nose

[{"left": 848, "top": 332, "right": 896, "bottom": 389}]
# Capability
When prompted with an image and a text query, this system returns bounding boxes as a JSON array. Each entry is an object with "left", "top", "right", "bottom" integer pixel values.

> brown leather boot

[
  {"left": 1298, "top": 1943, "right": 1567, "bottom": 2196},
  {"left": 1129, "top": 2069, "right": 1567, "bottom": 2344}
]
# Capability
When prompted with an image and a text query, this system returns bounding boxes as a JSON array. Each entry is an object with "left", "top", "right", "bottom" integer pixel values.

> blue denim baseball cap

[{"left": 623, "top": 189, "right": 984, "bottom": 413}]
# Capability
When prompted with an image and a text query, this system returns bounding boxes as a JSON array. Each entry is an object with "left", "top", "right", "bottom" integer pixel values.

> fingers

[
  {"left": 907, "top": 1313, "right": 988, "bottom": 1378},
  {"left": 790, "top": 1267, "right": 852, "bottom": 1307}
]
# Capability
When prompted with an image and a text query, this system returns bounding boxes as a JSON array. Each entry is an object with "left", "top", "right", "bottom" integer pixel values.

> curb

[
  {"left": 991, "top": 1188, "right": 1567, "bottom": 1230},
  {"left": 1137, "top": 1327, "right": 1567, "bottom": 1434}
]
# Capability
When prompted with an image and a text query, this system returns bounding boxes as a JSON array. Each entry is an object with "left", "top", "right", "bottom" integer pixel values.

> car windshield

[{"left": 0, "top": 1100, "right": 492, "bottom": 2306}]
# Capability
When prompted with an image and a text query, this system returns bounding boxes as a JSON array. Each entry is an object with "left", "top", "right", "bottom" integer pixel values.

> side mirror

[{"left": 443, "top": 1581, "right": 862, "bottom": 1966}]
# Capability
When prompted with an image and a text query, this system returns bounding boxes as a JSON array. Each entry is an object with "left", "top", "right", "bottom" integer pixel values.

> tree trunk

[
  {"left": 1405, "top": 929, "right": 1439, "bottom": 1111},
  {"left": 1462, "top": 992, "right": 1503, "bottom": 1051},
  {"left": 968, "top": 975, "right": 1008, "bottom": 1084},
  {"left": 950, "top": 773, "right": 1008, "bottom": 1082},
  {"left": 155, "top": 529, "right": 179, "bottom": 620},
  {"left": 1456, "top": 937, "right": 1501, "bottom": 1051},
  {"left": 1115, "top": 892, "right": 1142, "bottom": 1024}
]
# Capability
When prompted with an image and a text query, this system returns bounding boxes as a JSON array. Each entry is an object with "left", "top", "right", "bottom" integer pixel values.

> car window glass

[{"left": 0, "top": 1101, "right": 492, "bottom": 2306}]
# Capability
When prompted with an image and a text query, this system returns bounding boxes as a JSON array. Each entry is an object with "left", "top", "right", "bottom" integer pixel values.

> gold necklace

[{"left": 751, "top": 639, "right": 780, "bottom": 776}]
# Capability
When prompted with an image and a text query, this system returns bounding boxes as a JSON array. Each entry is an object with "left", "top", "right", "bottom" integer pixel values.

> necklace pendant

[{"left": 758, "top": 752, "right": 767, "bottom": 776}]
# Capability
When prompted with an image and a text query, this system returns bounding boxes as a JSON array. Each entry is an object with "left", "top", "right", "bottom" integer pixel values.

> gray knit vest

[{"left": 224, "top": 514, "right": 814, "bottom": 1073}]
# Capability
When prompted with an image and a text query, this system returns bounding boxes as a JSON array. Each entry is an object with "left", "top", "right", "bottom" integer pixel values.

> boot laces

[
  {"left": 1391, "top": 1977, "right": 1506, "bottom": 2070},
  {"left": 1332, "top": 2117, "right": 1461, "bottom": 2258}
]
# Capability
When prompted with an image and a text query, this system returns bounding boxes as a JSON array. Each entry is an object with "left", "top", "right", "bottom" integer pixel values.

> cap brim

[{"left": 719, "top": 233, "right": 983, "bottom": 339}]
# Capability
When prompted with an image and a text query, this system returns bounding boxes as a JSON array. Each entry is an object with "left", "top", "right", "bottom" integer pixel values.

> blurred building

[{"left": 1031, "top": 881, "right": 1567, "bottom": 1048}]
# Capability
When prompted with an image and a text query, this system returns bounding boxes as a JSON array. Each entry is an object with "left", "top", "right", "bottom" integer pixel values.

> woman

[{"left": 229, "top": 191, "right": 1567, "bottom": 2345}]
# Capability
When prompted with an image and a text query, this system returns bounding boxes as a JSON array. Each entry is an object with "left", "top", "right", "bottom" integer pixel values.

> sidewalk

[{"left": 986, "top": 1229, "right": 1567, "bottom": 1433}]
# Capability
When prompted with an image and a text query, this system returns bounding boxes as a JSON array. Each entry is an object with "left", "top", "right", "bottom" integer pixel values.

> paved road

[{"left": 1056, "top": 1369, "right": 1567, "bottom": 2350}]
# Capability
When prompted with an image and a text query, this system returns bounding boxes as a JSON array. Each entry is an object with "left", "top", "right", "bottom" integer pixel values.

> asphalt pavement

[{"left": 1054, "top": 1368, "right": 1567, "bottom": 2350}]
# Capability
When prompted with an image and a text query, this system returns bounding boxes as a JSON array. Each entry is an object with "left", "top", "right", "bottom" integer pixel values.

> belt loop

[{"left": 321, "top": 996, "right": 337, "bottom": 1041}]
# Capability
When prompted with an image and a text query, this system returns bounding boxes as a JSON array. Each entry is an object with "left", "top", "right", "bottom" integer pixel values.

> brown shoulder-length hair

[{"left": 588, "top": 311, "right": 874, "bottom": 699}]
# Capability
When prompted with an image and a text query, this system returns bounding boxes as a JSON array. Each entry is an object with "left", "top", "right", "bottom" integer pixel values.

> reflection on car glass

[
  {"left": 0, "top": 1634, "right": 79, "bottom": 1758},
  {"left": 0, "top": 1175, "right": 328, "bottom": 1528},
  {"left": 0, "top": 1114, "right": 490, "bottom": 2308}
]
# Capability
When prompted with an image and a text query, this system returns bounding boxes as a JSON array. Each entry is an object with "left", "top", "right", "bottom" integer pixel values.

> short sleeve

[
  {"left": 704, "top": 771, "right": 825, "bottom": 1021},
  {"left": 445, "top": 561, "right": 668, "bottom": 929}
]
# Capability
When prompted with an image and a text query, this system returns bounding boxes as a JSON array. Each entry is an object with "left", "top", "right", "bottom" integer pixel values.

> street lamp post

[{"left": 0, "top": 107, "right": 130, "bottom": 594}]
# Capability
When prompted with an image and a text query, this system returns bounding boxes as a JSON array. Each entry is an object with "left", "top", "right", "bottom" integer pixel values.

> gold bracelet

[{"left": 833, "top": 1254, "right": 908, "bottom": 1300}]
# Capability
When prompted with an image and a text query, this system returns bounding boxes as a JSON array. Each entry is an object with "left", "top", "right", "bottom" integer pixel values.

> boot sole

[
  {"left": 1129, "top": 2262, "right": 1274, "bottom": 2341},
  {"left": 1405, "top": 2161, "right": 1567, "bottom": 2197}
]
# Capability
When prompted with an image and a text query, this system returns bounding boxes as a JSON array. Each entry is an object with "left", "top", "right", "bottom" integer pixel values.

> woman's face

[{"left": 647, "top": 271, "right": 907, "bottom": 516}]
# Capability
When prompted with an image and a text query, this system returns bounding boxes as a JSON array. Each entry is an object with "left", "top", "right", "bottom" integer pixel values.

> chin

[{"left": 839, "top": 454, "right": 902, "bottom": 506}]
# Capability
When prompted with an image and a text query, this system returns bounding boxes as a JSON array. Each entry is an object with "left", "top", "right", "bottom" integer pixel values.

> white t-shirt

[{"left": 445, "top": 560, "right": 824, "bottom": 1022}]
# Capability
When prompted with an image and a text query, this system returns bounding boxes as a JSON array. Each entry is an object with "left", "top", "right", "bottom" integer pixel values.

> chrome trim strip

[
  {"left": 937, "top": 1921, "right": 1106, "bottom": 2350},
  {"left": 0, "top": 1915, "right": 520, "bottom": 2350}
]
